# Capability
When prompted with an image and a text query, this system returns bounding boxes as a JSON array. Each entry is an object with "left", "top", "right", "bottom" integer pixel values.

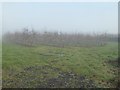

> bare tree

[{"left": 2, "top": 28, "right": 118, "bottom": 47}]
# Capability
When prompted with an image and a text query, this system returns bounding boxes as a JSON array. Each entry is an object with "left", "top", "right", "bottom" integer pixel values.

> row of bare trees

[{"left": 2, "top": 28, "right": 118, "bottom": 47}]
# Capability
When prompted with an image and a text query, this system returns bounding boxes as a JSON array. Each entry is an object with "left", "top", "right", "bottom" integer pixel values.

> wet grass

[
  {"left": 2, "top": 42, "right": 118, "bottom": 88},
  {"left": 0, "top": 42, "right": 2, "bottom": 89}
]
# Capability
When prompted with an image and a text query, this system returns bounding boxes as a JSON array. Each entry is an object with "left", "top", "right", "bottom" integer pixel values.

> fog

[
  {"left": 2, "top": 2, "right": 118, "bottom": 35},
  {"left": 2, "top": 2, "right": 119, "bottom": 88}
]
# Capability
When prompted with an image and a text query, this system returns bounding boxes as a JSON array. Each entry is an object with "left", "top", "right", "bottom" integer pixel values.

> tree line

[{"left": 2, "top": 28, "right": 118, "bottom": 47}]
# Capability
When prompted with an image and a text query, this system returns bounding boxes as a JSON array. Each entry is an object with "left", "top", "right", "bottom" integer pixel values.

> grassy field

[
  {"left": 0, "top": 42, "right": 2, "bottom": 89},
  {"left": 2, "top": 42, "right": 118, "bottom": 88}
]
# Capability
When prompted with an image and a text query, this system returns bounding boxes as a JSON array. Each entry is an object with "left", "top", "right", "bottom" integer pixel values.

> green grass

[
  {"left": 0, "top": 41, "right": 2, "bottom": 89},
  {"left": 2, "top": 42, "right": 118, "bottom": 88}
]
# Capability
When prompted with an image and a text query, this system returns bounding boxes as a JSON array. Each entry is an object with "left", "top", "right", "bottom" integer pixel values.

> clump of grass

[{"left": 2, "top": 42, "right": 118, "bottom": 88}]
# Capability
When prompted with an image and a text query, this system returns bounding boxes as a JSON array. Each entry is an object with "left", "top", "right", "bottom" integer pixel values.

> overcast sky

[{"left": 2, "top": 2, "right": 118, "bottom": 34}]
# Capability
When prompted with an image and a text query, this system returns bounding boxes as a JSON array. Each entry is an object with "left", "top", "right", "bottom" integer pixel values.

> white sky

[{"left": 1, "top": 1, "right": 119, "bottom": 34}]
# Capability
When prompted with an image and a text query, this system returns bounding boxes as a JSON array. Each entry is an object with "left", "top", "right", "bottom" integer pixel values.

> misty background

[
  {"left": 1, "top": 2, "right": 119, "bottom": 88},
  {"left": 2, "top": 2, "right": 118, "bottom": 34}
]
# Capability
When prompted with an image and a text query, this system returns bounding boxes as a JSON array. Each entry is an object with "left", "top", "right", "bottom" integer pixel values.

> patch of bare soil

[
  {"left": 3, "top": 65, "right": 97, "bottom": 88},
  {"left": 37, "top": 72, "right": 97, "bottom": 88}
]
